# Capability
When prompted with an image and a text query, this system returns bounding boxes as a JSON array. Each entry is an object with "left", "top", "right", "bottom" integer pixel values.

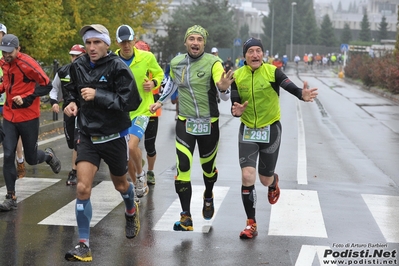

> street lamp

[
  {"left": 271, "top": 5, "right": 274, "bottom": 56},
  {"left": 290, "top": 2, "right": 297, "bottom": 61}
]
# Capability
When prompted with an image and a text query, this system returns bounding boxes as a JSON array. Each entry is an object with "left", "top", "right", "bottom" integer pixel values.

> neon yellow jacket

[
  {"left": 116, "top": 47, "right": 164, "bottom": 119},
  {"left": 233, "top": 63, "right": 280, "bottom": 128}
]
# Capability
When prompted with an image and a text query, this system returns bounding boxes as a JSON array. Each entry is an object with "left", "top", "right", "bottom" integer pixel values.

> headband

[
  {"left": 184, "top": 25, "right": 208, "bottom": 44},
  {"left": 83, "top": 29, "right": 111, "bottom": 46}
]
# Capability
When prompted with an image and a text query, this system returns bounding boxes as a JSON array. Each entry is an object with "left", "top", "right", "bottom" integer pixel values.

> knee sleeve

[
  {"left": 203, "top": 168, "right": 218, "bottom": 184},
  {"left": 175, "top": 180, "right": 191, "bottom": 194}
]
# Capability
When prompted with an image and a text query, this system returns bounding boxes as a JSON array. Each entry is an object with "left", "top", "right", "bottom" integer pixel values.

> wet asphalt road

[{"left": 0, "top": 66, "right": 398, "bottom": 266}]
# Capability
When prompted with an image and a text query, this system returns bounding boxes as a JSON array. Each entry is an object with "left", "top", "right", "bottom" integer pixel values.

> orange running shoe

[
  {"left": 268, "top": 174, "right": 280, "bottom": 204},
  {"left": 239, "top": 219, "right": 258, "bottom": 239}
]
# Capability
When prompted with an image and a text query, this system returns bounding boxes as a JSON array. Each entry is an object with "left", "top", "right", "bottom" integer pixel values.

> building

[{"left": 315, "top": 0, "right": 398, "bottom": 41}]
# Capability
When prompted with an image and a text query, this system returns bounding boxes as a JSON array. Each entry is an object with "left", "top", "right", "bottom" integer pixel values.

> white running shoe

[{"left": 135, "top": 172, "right": 149, "bottom": 198}]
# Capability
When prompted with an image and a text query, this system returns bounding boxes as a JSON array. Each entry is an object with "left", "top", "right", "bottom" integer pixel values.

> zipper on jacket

[{"left": 251, "top": 71, "right": 257, "bottom": 128}]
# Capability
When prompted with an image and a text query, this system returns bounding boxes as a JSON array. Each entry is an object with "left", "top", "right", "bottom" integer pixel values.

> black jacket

[{"left": 66, "top": 52, "right": 141, "bottom": 136}]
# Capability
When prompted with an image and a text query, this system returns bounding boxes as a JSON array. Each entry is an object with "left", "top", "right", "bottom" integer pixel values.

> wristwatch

[{"left": 152, "top": 79, "right": 158, "bottom": 87}]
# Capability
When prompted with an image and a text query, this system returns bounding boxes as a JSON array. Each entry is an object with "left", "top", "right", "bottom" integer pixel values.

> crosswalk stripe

[
  {"left": 296, "top": 100, "right": 308, "bottom": 185},
  {"left": 296, "top": 245, "right": 336, "bottom": 266},
  {"left": 39, "top": 181, "right": 122, "bottom": 227},
  {"left": 269, "top": 189, "right": 328, "bottom": 237},
  {"left": 0, "top": 177, "right": 60, "bottom": 202},
  {"left": 153, "top": 185, "right": 230, "bottom": 233},
  {"left": 362, "top": 194, "right": 399, "bottom": 243}
]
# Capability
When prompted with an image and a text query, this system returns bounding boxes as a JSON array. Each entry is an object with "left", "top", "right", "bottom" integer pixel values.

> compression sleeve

[{"left": 275, "top": 68, "right": 303, "bottom": 100}]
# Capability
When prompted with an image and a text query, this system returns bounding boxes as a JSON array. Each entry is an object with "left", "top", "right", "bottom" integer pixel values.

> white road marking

[
  {"left": 0, "top": 177, "right": 60, "bottom": 202},
  {"left": 297, "top": 101, "right": 308, "bottom": 185},
  {"left": 362, "top": 194, "right": 399, "bottom": 243},
  {"left": 39, "top": 181, "right": 122, "bottom": 227},
  {"left": 153, "top": 185, "right": 230, "bottom": 233},
  {"left": 269, "top": 189, "right": 328, "bottom": 237},
  {"left": 296, "top": 245, "right": 336, "bottom": 266}
]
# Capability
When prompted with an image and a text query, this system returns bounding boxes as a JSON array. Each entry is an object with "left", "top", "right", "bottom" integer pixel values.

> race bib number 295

[{"left": 186, "top": 118, "right": 211, "bottom": 136}]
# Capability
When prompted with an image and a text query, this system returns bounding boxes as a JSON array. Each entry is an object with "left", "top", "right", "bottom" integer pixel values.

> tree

[
  {"left": 0, "top": 0, "right": 165, "bottom": 64},
  {"left": 377, "top": 16, "right": 389, "bottom": 41},
  {"left": 1, "top": 0, "right": 72, "bottom": 65},
  {"left": 301, "top": 7, "right": 319, "bottom": 45},
  {"left": 261, "top": 0, "right": 320, "bottom": 58},
  {"left": 337, "top": 1, "right": 343, "bottom": 13},
  {"left": 239, "top": 24, "right": 250, "bottom": 46},
  {"left": 359, "top": 11, "right": 371, "bottom": 42},
  {"left": 341, "top": 23, "right": 352, "bottom": 44},
  {"left": 395, "top": 6, "right": 399, "bottom": 56},
  {"left": 152, "top": 0, "right": 237, "bottom": 63},
  {"left": 319, "top": 14, "right": 337, "bottom": 47}
]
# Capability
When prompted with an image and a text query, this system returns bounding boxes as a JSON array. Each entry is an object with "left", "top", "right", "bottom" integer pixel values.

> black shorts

[
  {"left": 238, "top": 121, "right": 282, "bottom": 177},
  {"left": 76, "top": 132, "right": 129, "bottom": 176}
]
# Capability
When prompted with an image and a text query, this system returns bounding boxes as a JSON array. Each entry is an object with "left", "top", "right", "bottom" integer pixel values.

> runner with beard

[{"left": 150, "top": 25, "right": 234, "bottom": 231}]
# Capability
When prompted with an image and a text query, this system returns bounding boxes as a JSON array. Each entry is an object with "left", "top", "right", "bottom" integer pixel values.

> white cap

[
  {"left": 211, "top": 47, "right": 218, "bottom": 53},
  {"left": 0, "top": 24, "right": 7, "bottom": 34}
]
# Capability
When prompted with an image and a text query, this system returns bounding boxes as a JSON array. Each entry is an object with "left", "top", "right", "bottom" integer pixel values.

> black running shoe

[
  {"left": 65, "top": 242, "right": 92, "bottom": 262},
  {"left": 66, "top": 170, "right": 77, "bottom": 186},
  {"left": 0, "top": 194, "right": 17, "bottom": 211},
  {"left": 173, "top": 211, "right": 193, "bottom": 231},
  {"left": 125, "top": 202, "right": 140, "bottom": 239},
  {"left": 202, "top": 193, "right": 214, "bottom": 220},
  {"left": 45, "top": 148, "right": 61, "bottom": 174}
]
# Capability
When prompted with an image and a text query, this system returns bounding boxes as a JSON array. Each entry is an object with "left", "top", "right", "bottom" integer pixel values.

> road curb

[{"left": 39, "top": 120, "right": 63, "bottom": 135}]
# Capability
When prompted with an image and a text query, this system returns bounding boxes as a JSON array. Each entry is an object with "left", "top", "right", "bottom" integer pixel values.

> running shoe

[
  {"left": 147, "top": 170, "right": 155, "bottom": 185},
  {"left": 239, "top": 219, "right": 258, "bottom": 239},
  {"left": 202, "top": 193, "right": 214, "bottom": 220},
  {"left": 65, "top": 242, "right": 92, "bottom": 262},
  {"left": 134, "top": 193, "right": 140, "bottom": 206},
  {"left": 125, "top": 201, "right": 140, "bottom": 239},
  {"left": 0, "top": 194, "right": 17, "bottom": 211},
  {"left": 135, "top": 173, "right": 148, "bottom": 198},
  {"left": 268, "top": 174, "right": 280, "bottom": 205},
  {"left": 16, "top": 160, "right": 26, "bottom": 178},
  {"left": 66, "top": 170, "right": 77, "bottom": 186},
  {"left": 44, "top": 147, "right": 61, "bottom": 174},
  {"left": 173, "top": 211, "right": 193, "bottom": 231}
]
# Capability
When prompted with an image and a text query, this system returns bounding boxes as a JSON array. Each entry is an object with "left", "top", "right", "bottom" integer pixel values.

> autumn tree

[{"left": 0, "top": 0, "right": 165, "bottom": 64}]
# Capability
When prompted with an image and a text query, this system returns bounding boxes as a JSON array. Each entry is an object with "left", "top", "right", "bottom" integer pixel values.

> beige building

[{"left": 316, "top": 0, "right": 398, "bottom": 38}]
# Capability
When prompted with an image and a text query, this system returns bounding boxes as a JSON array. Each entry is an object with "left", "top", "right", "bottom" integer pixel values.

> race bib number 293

[{"left": 243, "top": 125, "right": 270, "bottom": 143}]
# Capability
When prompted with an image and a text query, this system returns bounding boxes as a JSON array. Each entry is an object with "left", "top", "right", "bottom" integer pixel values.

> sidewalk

[{"left": 39, "top": 107, "right": 63, "bottom": 135}]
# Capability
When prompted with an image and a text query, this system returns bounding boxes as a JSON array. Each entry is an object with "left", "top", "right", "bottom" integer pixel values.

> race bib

[
  {"left": 134, "top": 115, "right": 149, "bottom": 131},
  {"left": 91, "top": 133, "right": 120, "bottom": 144},
  {"left": 186, "top": 118, "right": 211, "bottom": 136},
  {"left": 242, "top": 125, "right": 270, "bottom": 143}
]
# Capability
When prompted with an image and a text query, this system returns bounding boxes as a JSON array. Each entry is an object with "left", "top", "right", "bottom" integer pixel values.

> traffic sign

[
  {"left": 340, "top": 43, "right": 349, "bottom": 52},
  {"left": 234, "top": 38, "right": 241, "bottom": 47}
]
